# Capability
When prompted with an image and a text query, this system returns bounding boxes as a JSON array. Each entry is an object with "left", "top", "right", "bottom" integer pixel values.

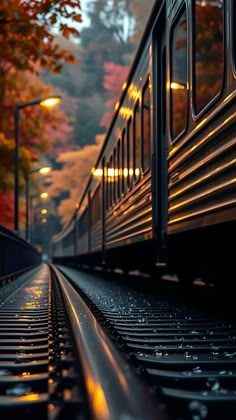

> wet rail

[
  {"left": 0, "top": 264, "right": 164, "bottom": 420},
  {"left": 1, "top": 263, "right": 236, "bottom": 419},
  {"left": 56, "top": 265, "right": 236, "bottom": 420}
]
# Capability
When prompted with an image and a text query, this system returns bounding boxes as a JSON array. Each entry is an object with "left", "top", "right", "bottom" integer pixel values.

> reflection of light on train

[
  {"left": 52, "top": 0, "right": 235, "bottom": 294},
  {"left": 92, "top": 168, "right": 140, "bottom": 178},
  {"left": 196, "top": 0, "right": 223, "bottom": 7},
  {"left": 119, "top": 106, "right": 133, "bottom": 120},
  {"left": 91, "top": 168, "right": 103, "bottom": 177},
  {"left": 128, "top": 83, "right": 141, "bottom": 102},
  {"left": 170, "top": 82, "right": 186, "bottom": 90}
]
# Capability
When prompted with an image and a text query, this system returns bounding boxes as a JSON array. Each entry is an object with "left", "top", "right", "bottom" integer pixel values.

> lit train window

[
  {"left": 117, "top": 139, "right": 121, "bottom": 200},
  {"left": 134, "top": 101, "right": 141, "bottom": 182},
  {"left": 109, "top": 155, "right": 113, "bottom": 208},
  {"left": 170, "top": 6, "right": 188, "bottom": 140},
  {"left": 121, "top": 128, "right": 127, "bottom": 195},
  {"left": 127, "top": 117, "right": 133, "bottom": 189},
  {"left": 91, "top": 189, "right": 99, "bottom": 226},
  {"left": 96, "top": 185, "right": 101, "bottom": 222},
  {"left": 194, "top": 0, "right": 224, "bottom": 114},
  {"left": 113, "top": 147, "right": 117, "bottom": 204},
  {"left": 142, "top": 80, "right": 151, "bottom": 172},
  {"left": 106, "top": 162, "right": 109, "bottom": 210}
]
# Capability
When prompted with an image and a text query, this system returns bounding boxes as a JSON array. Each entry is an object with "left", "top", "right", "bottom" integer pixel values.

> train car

[{"left": 52, "top": 0, "right": 236, "bottom": 288}]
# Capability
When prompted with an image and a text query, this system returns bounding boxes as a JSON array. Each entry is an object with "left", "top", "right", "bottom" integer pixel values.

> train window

[
  {"left": 233, "top": 0, "right": 236, "bottom": 75},
  {"left": 121, "top": 129, "right": 126, "bottom": 195},
  {"left": 91, "top": 188, "right": 100, "bottom": 226},
  {"left": 194, "top": 0, "right": 224, "bottom": 114},
  {"left": 91, "top": 195, "right": 95, "bottom": 226},
  {"left": 79, "top": 208, "right": 88, "bottom": 237},
  {"left": 106, "top": 162, "right": 109, "bottom": 210},
  {"left": 170, "top": 6, "right": 188, "bottom": 140},
  {"left": 127, "top": 117, "right": 133, "bottom": 189},
  {"left": 95, "top": 185, "right": 101, "bottom": 223},
  {"left": 117, "top": 139, "right": 121, "bottom": 200},
  {"left": 134, "top": 102, "right": 141, "bottom": 182},
  {"left": 113, "top": 147, "right": 117, "bottom": 204},
  {"left": 162, "top": 47, "right": 166, "bottom": 136},
  {"left": 142, "top": 80, "right": 151, "bottom": 172},
  {"left": 109, "top": 155, "right": 113, "bottom": 208}
]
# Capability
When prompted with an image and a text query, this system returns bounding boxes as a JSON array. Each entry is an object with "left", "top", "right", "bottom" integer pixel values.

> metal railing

[{"left": 0, "top": 224, "right": 41, "bottom": 285}]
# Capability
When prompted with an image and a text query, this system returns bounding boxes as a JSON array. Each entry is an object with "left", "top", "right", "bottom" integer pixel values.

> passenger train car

[{"left": 52, "top": 0, "right": 236, "bottom": 288}]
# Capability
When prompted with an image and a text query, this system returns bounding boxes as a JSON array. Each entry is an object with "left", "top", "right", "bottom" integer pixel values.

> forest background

[{"left": 0, "top": 0, "right": 154, "bottom": 252}]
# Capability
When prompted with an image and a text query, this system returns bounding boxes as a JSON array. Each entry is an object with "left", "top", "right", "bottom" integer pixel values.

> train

[{"left": 51, "top": 0, "right": 236, "bottom": 289}]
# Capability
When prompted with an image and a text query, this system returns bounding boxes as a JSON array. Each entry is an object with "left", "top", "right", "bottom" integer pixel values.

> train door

[{"left": 152, "top": 4, "right": 168, "bottom": 266}]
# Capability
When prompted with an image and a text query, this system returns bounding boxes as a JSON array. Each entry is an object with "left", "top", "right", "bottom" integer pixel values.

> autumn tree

[
  {"left": 0, "top": 0, "right": 82, "bottom": 228},
  {"left": 46, "top": 135, "right": 104, "bottom": 225},
  {"left": 71, "top": 0, "right": 136, "bottom": 146},
  {"left": 100, "top": 62, "right": 129, "bottom": 129},
  {"left": 129, "top": 0, "right": 155, "bottom": 44}
]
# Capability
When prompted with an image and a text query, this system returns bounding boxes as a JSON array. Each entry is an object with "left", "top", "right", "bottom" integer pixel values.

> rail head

[{"left": 51, "top": 264, "right": 168, "bottom": 420}]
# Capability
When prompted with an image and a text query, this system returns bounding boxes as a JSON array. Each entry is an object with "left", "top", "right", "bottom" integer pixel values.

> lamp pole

[{"left": 13, "top": 96, "right": 61, "bottom": 235}]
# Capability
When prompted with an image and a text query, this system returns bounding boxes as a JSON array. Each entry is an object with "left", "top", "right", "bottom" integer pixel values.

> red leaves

[
  {"left": 101, "top": 62, "right": 129, "bottom": 129},
  {"left": 103, "top": 62, "right": 129, "bottom": 94}
]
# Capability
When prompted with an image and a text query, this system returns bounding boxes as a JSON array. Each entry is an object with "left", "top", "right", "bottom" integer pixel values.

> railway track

[
  {"left": 56, "top": 265, "right": 236, "bottom": 420},
  {"left": 1, "top": 264, "right": 236, "bottom": 419},
  {"left": 0, "top": 264, "right": 162, "bottom": 420}
]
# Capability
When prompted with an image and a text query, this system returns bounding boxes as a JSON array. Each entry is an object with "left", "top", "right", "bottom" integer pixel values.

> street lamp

[
  {"left": 14, "top": 95, "right": 61, "bottom": 234},
  {"left": 25, "top": 166, "right": 51, "bottom": 241}
]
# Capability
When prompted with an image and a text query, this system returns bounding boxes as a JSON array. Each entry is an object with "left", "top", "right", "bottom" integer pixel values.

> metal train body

[{"left": 52, "top": 0, "right": 236, "bottom": 286}]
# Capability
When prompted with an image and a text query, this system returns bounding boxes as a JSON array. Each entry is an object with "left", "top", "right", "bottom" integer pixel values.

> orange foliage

[{"left": 0, "top": 0, "right": 81, "bottom": 75}]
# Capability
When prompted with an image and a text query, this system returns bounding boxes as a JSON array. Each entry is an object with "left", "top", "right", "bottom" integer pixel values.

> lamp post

[
  {"left": 14, "top": 95, "right": 61, "bottom": 234},
  {"left": 25, "top": 166, "right": 51, "bottom": 241}
]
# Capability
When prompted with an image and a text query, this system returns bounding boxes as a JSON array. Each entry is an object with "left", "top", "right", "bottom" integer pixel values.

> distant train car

[{"left": 52, "top": 0, "right": 236, "bottom": 288}]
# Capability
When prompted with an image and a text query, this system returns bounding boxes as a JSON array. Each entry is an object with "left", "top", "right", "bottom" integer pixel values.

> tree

[
  {"left": 100, "top": 61, "right": 129, "bottom": 129},
  {"left": 129, "top": 0, "right": 155, "bottom": 44},
  {"left": 0, "top": 0, "right": 81, "bottom": 79},
  {"left": 46, "top": 135, "right": 104, "bottom": 226},
  {"left": 0, "top": 71, "right": 74, "bottom": 228},
  {"left": 70, "top": 0, "right": 135, "bottom": 146},
  {"left": 0, "top": 0, "right": 82, "bottom": 228}
]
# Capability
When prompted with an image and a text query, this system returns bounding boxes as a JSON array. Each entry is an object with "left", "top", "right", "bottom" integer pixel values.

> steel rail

[{"left": 51, "top": 265, "right": 167, "bottom": 420}]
